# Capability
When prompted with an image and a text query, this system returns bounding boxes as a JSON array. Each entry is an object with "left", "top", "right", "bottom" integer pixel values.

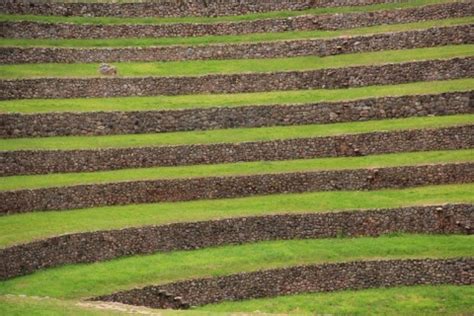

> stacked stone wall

[
  {"left": 1, "top": 163, "right": 473, "bottom": 214},
  {"left": 1, "top": 58, "right": 472, "bottom": 100},
  {"left": 2, "top": 3, "right": 472, "bottom": 39},
  {"left": 2, "top": 25, "right": 472, "bottom": 64},
  {"left": 93, "top": 258, "right": 474, "bottom": 308},
  {"left": 2, "top": 126, "right": 472, "bottom": 176},
  {"left": 1, "top": 204, "right": 472, "bottom": 280}
]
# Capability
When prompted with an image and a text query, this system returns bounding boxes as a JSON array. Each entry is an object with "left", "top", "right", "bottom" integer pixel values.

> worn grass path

[
  {"left": 1, "top": 184, "right": 472, "bottom": 248},
  {"left": 2, "top": 16, "right": 472, "bottom": 48},
  {"left": 1, "top": 79, "right": 472, "bottom": 113},
  {"left": 1, "top": 149, "right": 472, "bottom": 191},
  {"left": 0, "top": 235, "right": 472, "bottom": 299},
  {"left": 1, "top": 45, "right": 473, "bottom": 79},
  {"left": 1, "top": 115, "right": 471, "bottom": 151}
]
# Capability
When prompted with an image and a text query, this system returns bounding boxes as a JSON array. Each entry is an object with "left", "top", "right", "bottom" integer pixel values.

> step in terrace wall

[
  {"left": 3, "top": 2, "right": 471, "bottom": 39},
  {"left": 1, "top": 204, "right": 472, "bottom": 279},
  {"left": 1, "top": 92, "right": 471, "bottom": 137},
  {"left": 0, "top": 0, "right": 406, "bottom": 18},
  {"left": 1, "top": 163, "right": 472, "bottom": 214},
  {"left": 1, "top": 58, "right": 472, "bottom": 100},
  {"left": 93, "top": 258, "right": 474, "bottom": 308},
  {"left": 3, "top": 25, "right": 472, "bottom": 64}
]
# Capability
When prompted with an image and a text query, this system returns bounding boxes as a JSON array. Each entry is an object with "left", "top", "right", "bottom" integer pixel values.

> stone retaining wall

[
  {"left": 1, "top": 58, "right": 472, "bottom": 100},
  {"left": 93, "top": 258, "right": 474, "bottom": 309},
  {"left": 2, "top": 3, "right": 471, "bottom": 39},
  {"left": 1, "top": 163, "right": 473, "bottom": 214},
  {"left": 2, "top": 25, "right": 472, "bottom": 64},
  {"left": 0, "top": 1, "right": 412, "bottom": 18},
  {"left": 2, "top": 125, "right": 472, "bottom": 176},
  {"left": 1, "top": 204, "right": 472, "bottom": 280},
  {"left": 1, "top": 92, "right": 472, "bottom": 138}
]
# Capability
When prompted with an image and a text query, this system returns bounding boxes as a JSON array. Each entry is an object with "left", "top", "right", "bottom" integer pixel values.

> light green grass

[
  {"left": 199, "top": 285, "right": 474, "bottom": 316},
  {"left": 1, "top": 115, "right": 472, "bottom": 151},
  {"left": 1, "top": 79, "right": 472, "bottom": 113},
  {"left": 1, "top": 45, "right": 473, "bottom": 79},
  {"left": 1, "top": 149, "right": 472, "bottom": 191},
  {"left": 0, "top": 0, "right": 455, "bottom": 25},
  {"left": 0, "top": 184, "right": 472, "bottom": 248},
  {"left": 2, "top": 16, "right": 472, "bottom": 48},
  {"left": 0, "top": 235, "right": 472, "bottom": 299}
]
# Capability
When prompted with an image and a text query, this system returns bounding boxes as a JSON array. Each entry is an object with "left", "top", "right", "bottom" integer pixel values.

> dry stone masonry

[
  {"left": 0, "top": 0, "right": 417, "bottom": 18},
  {"left": 1, "top": 163, "right": 473, "bottom": 214},
  {"left": 1, "top": 92, "right": 472, "bottom": 138},
  {"left": 1, "top": 58, "right": 472, "bottom": 100},
  {"left": 92, "top": 258, "right": 474, "bottom": 309},
  {"left": 2, "top": 125, "right": 472, "bottom": 176},
  {"left": 1, "top": 204, "right": 472, "bottom": 280},
  {"left": 2, "top": 25, "right": 472, "bottom": 64},
  {"left": 3, "top": 2, "right": 472, "bottom": 39}
]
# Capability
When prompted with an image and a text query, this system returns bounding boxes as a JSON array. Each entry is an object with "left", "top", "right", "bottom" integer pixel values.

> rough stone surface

[
  {"left": 1, "top": 58, "right": 472, "bottom": 100},
  {"left": 92, "top": 258, "right": 474, "bottom": 308},
  {"left": 0, "top": 0, "right": 416, "bottom": 18},
  {"left": 1, "top": 163, "right": 473, "bottom": 214},
  {"left": 2, "top": 125, "right": 472, "bottom": 176},
  {"left": 1, "top": 204, "right": 472, "bottom": 280},
  {"left": 1, "top": 92, "right": 472, "bottom": 138},
  {"left": 2, "top": 3, "right": 472, "bottom": 39},
  {"left": 2, "top": 25, "right": 472, "bottom": 64}
]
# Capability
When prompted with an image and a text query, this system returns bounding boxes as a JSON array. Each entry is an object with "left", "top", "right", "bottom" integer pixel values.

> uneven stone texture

[
  {"left": 1, "top": 58, "right": 472, "bottom": 100},
  {"left": 2, "top": 25, "right": 472, "bottom": 64},
  {"left": 1, "top": 92, "right": 472, "bottom": 138},
  {"left": 2, "top": 125, "right": 472, "bottom": 176},
  {"left": 93, "top": 258, "right": 474, "bottom": 309},
  {"left": 0, "top": 204, "right": 472, "bottom": 280},
  {"left": 2, "top": 3, "right": 472, "bottom": 39},
  {"left": 1, "top": 163, "right": 473, "bottom": 214},
  {"left": 0, "top": 0, "right": 416, "bottom": 18}
]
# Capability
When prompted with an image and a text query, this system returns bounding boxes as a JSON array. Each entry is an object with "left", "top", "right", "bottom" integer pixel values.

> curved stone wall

[
  {"left": 1, "top": 58, "right": 472, "bottom": 100},
  {"left": 1, "top": 92, "right": 471, "bottom": 138},
  {"left": 1, "top": 204, "right": 472, "bottom": 280},
  {"left": 0, "top": 1, "right": 413, "bottom": 18},
  {"left": 1, "top": 163, "right": 472, "bottom": 214},
  {"left": 2, "top": 25, "right": 471, "bottom": 64},
  {"left": 2, "top": 3, "right": 471, "bottom": 39},
  {"left": 2, "top": 125, "right": 472, "bottom": 176},
  {"left": 92, "top": 258, "right": 474, "bottom": 308}
]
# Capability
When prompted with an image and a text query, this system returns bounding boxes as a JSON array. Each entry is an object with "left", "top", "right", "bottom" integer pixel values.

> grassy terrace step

[
  {"left": 0, "top": 183, "right": 472, "bottom": 248},
  {"left": 199, "top": 285, "right": 474, "bottom": 315},
  {"left": 1, "top": 115, "right": 471, "bottom": 151},
  {"left": 1, "top": 45, "right": 472, "bottom": 79},
  {"left": 1, "top": 79, "right": 471, "bottom": 113},
  {"left": 0, "top": 0, "right": 455, "bottom": 25},
  {"left": 0, "top": 235, "right": 472, "bottom": 298},
  {"left": 3, "top": 17, "right": 471, "bottom": 48},
  {"left": 1, "top": 150, "right": 472, "bottom": 191},
  {"left": 1, "top": 286, "right": 473, "bottom": 316}
]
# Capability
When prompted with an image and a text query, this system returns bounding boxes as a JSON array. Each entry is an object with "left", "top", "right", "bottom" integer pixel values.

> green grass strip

[
  {"left": 1, "top": 45, "right": 472, "bottom": 79},
  {"left": 1, "top": 115, "right": 472, "bottom": 151},
  {"left": 1, "top": 149, "right": 472, "bottom": 191},
  {"left": 0, "top": 0, "right": 455, "bottom": 25},
  {"left": 0, "top": 183, "right": 472, "bottom": 248},
  {"left": 0, "top": 234, "right": 472, "bottom": 299},
  {"left": 2, "top": 16, "right": 471, "bottom": 48},
  {"left": 199, "top": 285, "right": 474, "bottom": 316},
  {"left": 1, "top": 79, "right": 472, "bottom": 113}
]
